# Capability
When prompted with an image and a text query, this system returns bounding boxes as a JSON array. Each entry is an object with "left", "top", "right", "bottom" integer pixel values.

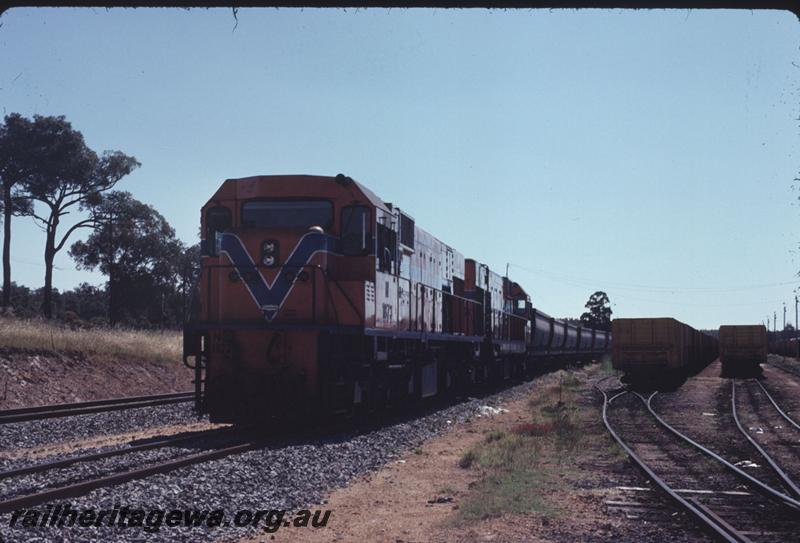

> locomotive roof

[{"left": 210, "top": 174, "right": 392, "bottom": 212}]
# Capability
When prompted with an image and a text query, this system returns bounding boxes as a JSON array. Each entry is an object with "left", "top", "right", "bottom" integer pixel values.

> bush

[{"left": 459, "top": 450, "right": 477, "bottom": 469}]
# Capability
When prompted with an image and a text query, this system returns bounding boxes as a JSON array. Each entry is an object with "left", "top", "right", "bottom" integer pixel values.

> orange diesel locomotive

[{"left": 183, "top": 174, "right": 611, "bottom": 423}]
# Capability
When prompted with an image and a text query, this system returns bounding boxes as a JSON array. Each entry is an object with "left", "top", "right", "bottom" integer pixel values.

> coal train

[{"left": 183, "top": 174, "right": 611, "bottom": 423}]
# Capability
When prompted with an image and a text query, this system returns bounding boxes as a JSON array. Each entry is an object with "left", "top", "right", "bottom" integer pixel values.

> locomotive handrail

[
  {"left": 411, "top": 281, "right": 529, "bottom": 342},
  {"left": 412, "top": 281, "right": 482, "bottom": 306},
  {"left": 497, "top": 308, "right": 529, "bottom": 322},
  {"left": 413, "top": 281, "right": 484, "bottom": 335},
  {"left": 411, "top": 282, "right": 529, "bottom": 316}
]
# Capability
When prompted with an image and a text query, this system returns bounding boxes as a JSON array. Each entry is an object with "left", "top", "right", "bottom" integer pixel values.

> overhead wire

[
  {"left": 508, "top": 263, "right": 796, "bottom": 309},
  {"left": 508, "top": 262, "right": 797, "bottom": 294}
]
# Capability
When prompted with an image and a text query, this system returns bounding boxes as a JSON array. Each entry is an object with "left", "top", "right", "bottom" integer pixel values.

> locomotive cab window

[
  {"left": 203, "top": 206, "right": 232, "bottom": 256},
  {"left": 341, "top": 205, "right": 371, "bottom": 256},
  {"left": 241, "top": 199, "right": 333, "bottom": 230}
]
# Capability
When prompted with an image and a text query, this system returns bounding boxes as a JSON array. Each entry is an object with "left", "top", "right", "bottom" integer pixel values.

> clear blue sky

[{"left": 0, "top": 8, "right": 797, "bottom": 329}]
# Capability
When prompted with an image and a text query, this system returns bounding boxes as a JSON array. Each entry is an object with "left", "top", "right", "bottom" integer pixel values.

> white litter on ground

[
  {"left": 476, "top": 405, "right": 509, "bottom": 417},
  {"left": 702, "top": 412, "right": 716, "bottom": 417},
  {"left": 735, "top": 460, "right": 760, "bottom": 469},
  {"left": 749, "top": 427, "right": 765, "bottom": 434}
]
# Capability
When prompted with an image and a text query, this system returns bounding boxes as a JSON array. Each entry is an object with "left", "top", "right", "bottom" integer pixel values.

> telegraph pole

[
  {"left": 783, "top": 303, "right": 787, "bottom": 334},
  {"left": 796, "top": 296, "right": 798, "bottom": 341},
  {"left": 774, "top": 311, "right": 777, "bottom": 333},
  {"left": 107, "top": 208, "right": 116, "bottom": 327}
]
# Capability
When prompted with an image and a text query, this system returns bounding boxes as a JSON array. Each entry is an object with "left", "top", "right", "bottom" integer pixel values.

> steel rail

[
  {"left": 0, "top": 392, "right": 196, "bottom": 424},
  {"left": 595, "top": 382, "right": 749, "bottom": 543},
  {"left": 0, "top": 440, "right": 261, "bottom": 515},
  {"left": 0, "top": 426, "right": 236, "bottom": 480},
  {"left": 730, "top": 380, "right": 800, "bottom": 498},
  {"left": 644, "top": 392, "right": 800, "bottom": 510},
  {"left": 752, "top": 379, "right": 800, "bottom": 432},
  {"left": 0, "top": 392, "right": 194, "bottom": 415}
]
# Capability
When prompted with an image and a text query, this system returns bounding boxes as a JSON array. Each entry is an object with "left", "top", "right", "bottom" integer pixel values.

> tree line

[{"left": 0, "top": 113, "right": 198, "bottom": 328}]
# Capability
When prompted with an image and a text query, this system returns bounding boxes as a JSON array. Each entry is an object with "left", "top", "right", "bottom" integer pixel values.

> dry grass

[
  {"left": 510, "top": 421, "right": 557, "bottom": 437},
  {"left": 0, "top": 317, "right": 182, "bottom": 365}
]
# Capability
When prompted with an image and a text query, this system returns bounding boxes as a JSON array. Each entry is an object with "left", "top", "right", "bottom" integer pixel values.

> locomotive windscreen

[{"left": 241, "top": 200, "right": 333, "bottom": 229}]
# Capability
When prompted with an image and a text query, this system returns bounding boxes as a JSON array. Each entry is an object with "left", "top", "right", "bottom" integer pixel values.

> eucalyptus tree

[
  {"left": 0, "top": 114, "right": 36, "bottom": 309},
  {"left": 16, "top": 115, "right": 139, "bottom": 317},
  {"left": 70, "top": 191, "right": 185, "bottom": 326},
  {"left": 580, "top": 291, "right": 613, "bottom": 331}
]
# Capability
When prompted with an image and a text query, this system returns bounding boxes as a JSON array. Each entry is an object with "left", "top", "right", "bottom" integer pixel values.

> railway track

[
  {"left": 597, "top": 379, "right": 800, "bottom": 542},
  {"left": 0, "top": 427, "right": 258, "bottom": 515},
  {"left": 748, "top": 378, "right": 800, "bottom": 431},
  {"left": 0, "top": 391, "right": 196, "bottom": 424},
  {"left": 731, "top": 379, "right": 800, "bottom": 498}
]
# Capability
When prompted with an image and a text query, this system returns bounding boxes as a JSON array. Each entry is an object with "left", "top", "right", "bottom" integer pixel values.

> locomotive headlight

[{"left": 261, "top": 239, "right": 279, "bottom": 267}]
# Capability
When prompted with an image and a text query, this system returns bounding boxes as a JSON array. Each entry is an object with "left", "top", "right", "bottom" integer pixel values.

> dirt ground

[
  {"left": 240, "top": 363, "right": 704, "bottom": 543},
  {"left": 0, "top": 348, "right": 193, "bottom": 409}
]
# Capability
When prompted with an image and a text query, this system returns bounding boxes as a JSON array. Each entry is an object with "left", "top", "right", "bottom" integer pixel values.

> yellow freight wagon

[
  {"left": 612, "top": 318, "right": 691, "bottom": 376},
  {"left": 719, "top": 325, "right": 767, "bottom": 375}
]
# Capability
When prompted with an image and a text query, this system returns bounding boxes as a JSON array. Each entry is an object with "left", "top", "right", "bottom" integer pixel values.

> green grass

[
  {"left": 598, "top": 353, "right": 616, "bottom": 375},
  {"left": 455, "top": 432, "right": 551, "bottom": 521},
  {"left": 458, "top": 464, "right": 553, "bottom": 521},
  {"left": 0, "top": 316, "right": 182, "bottom": 365},
  {"left": 560, "top": 372, "right": 582, "bottom": 389}
]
